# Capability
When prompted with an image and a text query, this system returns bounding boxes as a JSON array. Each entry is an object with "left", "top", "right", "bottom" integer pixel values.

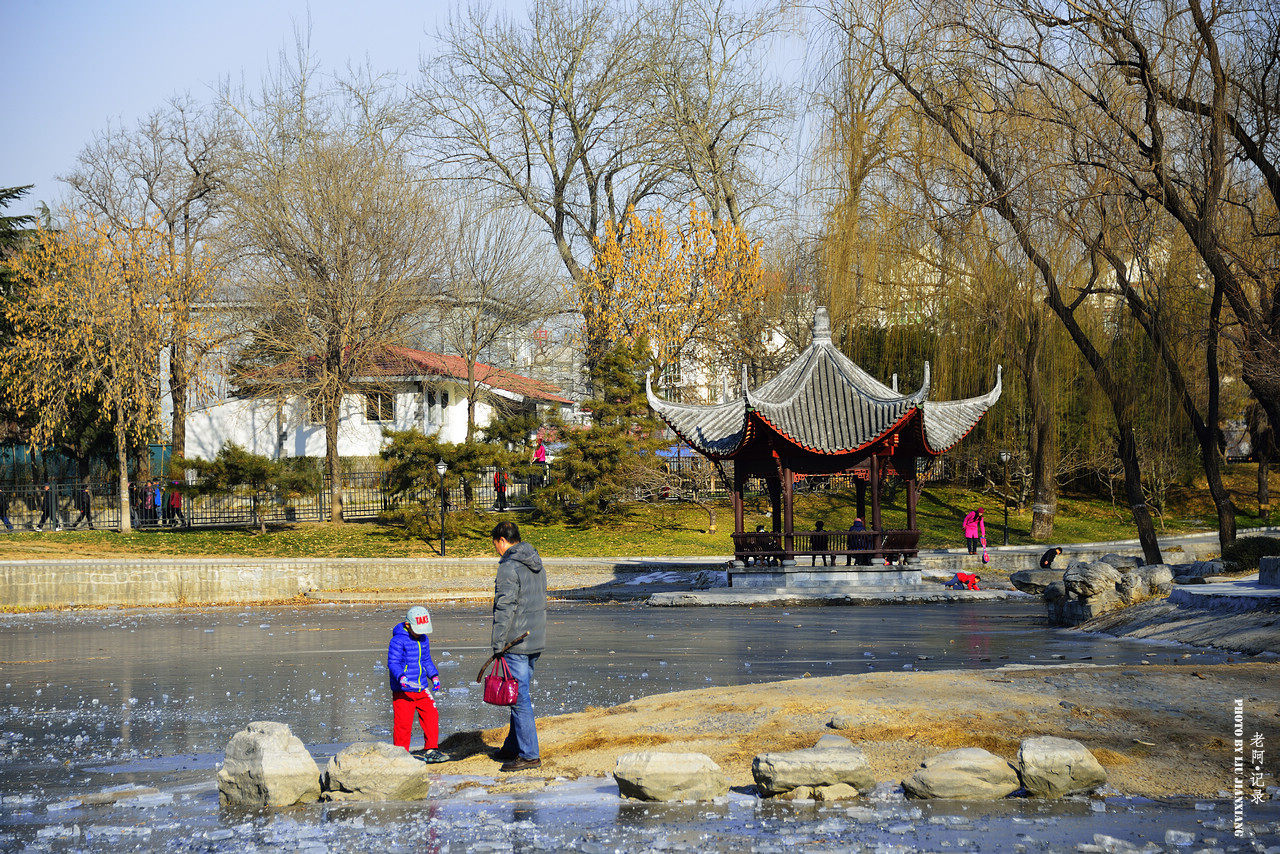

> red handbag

[{"left": 482, "top": 656, "right": 520, "bottom": 706}]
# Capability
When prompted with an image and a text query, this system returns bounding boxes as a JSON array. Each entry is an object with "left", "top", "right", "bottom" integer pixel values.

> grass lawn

[{"left": 1, "top": 464, "right": 1272, "bottom": 560}]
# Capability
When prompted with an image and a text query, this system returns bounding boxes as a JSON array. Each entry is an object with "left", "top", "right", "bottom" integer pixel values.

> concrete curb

[
  {"left": 1166, "top": 575, "right": 1280, "bottom": 612},
  {"left": 648, "top": 588, "right": 1033, "bottom": 607}
]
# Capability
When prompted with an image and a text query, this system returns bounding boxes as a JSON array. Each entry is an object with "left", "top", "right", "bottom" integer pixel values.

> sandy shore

[{"left": 441, "top": 661, "right": 1276, "bottom": 800}]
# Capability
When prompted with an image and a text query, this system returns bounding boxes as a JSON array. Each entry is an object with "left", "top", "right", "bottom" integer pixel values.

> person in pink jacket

[{"left": 962, "top": 508, "right": 986, "bottom": 555}]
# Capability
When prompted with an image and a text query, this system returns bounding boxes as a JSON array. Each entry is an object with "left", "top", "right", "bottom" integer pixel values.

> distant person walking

[
  {"left": 128, "top": 481, "right": 140, "bottom": 528},
  {"left": 962, "top": 508, "right": 985, "bottom": 555},
  {"left": 35, "top": 483, "right": 61, "bottom": 532},
  {"left": 494, "top": 468, "right": 509, "bottom": 512},
  {"left": 70, "top": 484, "right": 94, "bottom": 530},
  {"left": 0, "top": 487, "right": 12, "bottom": 532},
  {"left": 490, "top": 521, "right": 547, "bottom": 772},
  {"left": 533, "top": 439, "right": 548, "bottom": 488},
  {"left": 167, "top": 483, "right": 186, "bottom": 528},
  {"left": 1039, "top": 547, "right": 1063, "bottom": 569}
]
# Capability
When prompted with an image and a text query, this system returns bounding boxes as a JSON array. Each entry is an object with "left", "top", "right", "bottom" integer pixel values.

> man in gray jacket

[{"left": 490, "top": 520, "right": 547, "bottom": 771}]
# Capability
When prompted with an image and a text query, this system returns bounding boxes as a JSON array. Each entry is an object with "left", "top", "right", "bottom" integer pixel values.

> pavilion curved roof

[{"left": 646, "top": 307, "right": 1001, "bottom": 461}]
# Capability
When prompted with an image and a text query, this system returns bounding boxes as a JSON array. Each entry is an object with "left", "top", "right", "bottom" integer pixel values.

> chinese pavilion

[{"left": 646, "top": 307, "right": 1001, "bottom": 587}]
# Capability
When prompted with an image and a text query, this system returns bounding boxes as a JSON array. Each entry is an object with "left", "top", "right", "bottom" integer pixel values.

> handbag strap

[{"left": 474, "top": 631, "right": 530, "bottom": 683}]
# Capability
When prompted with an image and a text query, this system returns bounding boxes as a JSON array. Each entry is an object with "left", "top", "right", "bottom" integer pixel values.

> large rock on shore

[
  {"left": 1049, "top": 558, "right": 1171, "bottom": 626},
  {"left": 1011, "top": 569, "right": 1063, "bottom": 595},
  {"left": 322, "top": 742, "right": 433, "bottom": 801},
  {"left": 217, "top": 721, "right": 321, "bottom": 807},
  {"left": 1017, "top": 736, "right": 1107, "bottom": 797},
  {"left": 901, "top": 748, "right": 1020, "bottom": 800},
  {"left": 1064, "top": 561, "right": 1121, "bottom": 598},
  {"left": 1173, "top": 560, "right": 1225, "bottom": 583},
  {"left": 752, "top": 735, "right": 875, "bottom": 797},
  {"left": 614, "top": 751, "right": 729, "bottom": 801},
  {"left": 1098, "top": 554, "right": 1142, "bottom": 571},
  {"left": 1137, "top": 565, "right": 1174, "bottom": 593}
]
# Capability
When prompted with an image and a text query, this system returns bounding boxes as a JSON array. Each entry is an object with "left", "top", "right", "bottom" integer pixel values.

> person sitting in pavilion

[{"left": 811, "top": 520, "right": 832, "bottom": 566}]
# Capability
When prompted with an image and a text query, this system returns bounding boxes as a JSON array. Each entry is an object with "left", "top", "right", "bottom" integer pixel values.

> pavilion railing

[{"left": 731, "top": 528, "right": 920, "bottom": 565}]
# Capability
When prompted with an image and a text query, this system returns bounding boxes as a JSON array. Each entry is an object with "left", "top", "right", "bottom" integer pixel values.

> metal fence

[
  {"left": 0, "top": 468, "right": 548, "bottom": 532},
  {"left": 0, "top": 463, "right": 890, "bottom": 533}
]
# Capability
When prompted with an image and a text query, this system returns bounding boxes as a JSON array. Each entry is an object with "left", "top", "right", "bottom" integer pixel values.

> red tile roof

[{"left": 375, "top": 346, "right": 573, "bottom": 405}]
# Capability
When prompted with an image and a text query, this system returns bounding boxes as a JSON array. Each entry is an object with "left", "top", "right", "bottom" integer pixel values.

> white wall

[{"left": 185, "top": 380, "right": 489, "bottom": 460}]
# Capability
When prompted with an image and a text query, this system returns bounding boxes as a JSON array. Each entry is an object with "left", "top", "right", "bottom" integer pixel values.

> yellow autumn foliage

[{"left": 580, "top": 204, "right": 769, "bottom": 388}]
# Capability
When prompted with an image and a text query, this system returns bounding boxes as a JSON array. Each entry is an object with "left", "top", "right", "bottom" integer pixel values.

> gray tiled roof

[
  {"left": 920, "top": 365, "right": 1003, "bottom": 453},
  {"left": 647, "top": 307, "right": 1000, "bottom": 459},
  {"left": 643, "top": 375, "right": 749, "bottom": 456}
]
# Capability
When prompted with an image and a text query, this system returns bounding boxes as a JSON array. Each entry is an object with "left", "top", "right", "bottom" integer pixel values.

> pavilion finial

[{"left": 812, "top": 307, "right": 832, "bottom": 343}]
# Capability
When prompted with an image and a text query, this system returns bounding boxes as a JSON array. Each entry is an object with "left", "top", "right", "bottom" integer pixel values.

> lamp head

[{"left": 436, "top": 460, "right": 448, "bottom": 477}]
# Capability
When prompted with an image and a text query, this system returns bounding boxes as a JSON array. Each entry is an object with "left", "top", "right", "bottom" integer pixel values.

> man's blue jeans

[{"left": 499, "top": 652, "right": 540, "bottom": 760}]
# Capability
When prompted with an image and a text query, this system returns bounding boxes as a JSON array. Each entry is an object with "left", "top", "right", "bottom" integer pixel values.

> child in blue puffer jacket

[{"left": 388, "top": 605, "right": 448, "bottom": 763}]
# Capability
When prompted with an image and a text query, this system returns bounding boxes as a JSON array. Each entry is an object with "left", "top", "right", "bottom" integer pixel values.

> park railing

[
  {"left": 1, "top": 467, "right": 552, "bottom": 532},
  {"left": 0, "top": 462, "right": 873, "bottom": 533}
]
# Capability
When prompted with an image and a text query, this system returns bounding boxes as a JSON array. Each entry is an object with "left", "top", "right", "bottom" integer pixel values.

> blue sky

[{"left": 1, "top": 0, "right": 442, "bottom": 217}]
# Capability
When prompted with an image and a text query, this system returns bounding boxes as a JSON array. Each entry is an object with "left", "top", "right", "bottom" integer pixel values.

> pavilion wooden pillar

[
  {"left": 732, "top": 462, "right": 745, "bottom": 543},
  {"left": 869, "top": 455, "right": 882, "bottom": 532},
  {"left": 782, "top": 464, "right": 794, "bottom": 557},
  {"left": 905, "top": 455, "right": 918, "bottom": 531},
  {"left": 855, "top": 478, "right": 867, "bottom": 521}
]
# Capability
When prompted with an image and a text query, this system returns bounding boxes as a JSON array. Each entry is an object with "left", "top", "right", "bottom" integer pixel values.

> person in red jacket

[
  {"left": 387, "top": 605, "right": 448, "bottom": 763},
  {"left": 494, "top": 468, "right": 509, "bottom": 511}
]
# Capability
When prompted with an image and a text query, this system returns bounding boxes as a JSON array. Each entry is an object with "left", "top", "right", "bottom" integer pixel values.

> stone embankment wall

[
  {"left": 0, "top": 557, "right": 716, "bottom": 608},
  {"left": 0, "top": 557, "right": 459, "bottom": 608}
]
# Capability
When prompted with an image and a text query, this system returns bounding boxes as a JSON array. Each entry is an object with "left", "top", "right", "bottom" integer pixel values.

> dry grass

[
  {"left": 1091, "top": 748, "right": 1134, "bottom": 767},
  {"left": 558, "top": 731, "right": 676, "bottom": 753}
]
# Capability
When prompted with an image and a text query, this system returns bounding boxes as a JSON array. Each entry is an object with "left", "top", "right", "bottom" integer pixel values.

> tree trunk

[
  {"left": 1248, "top": 405, "right": 1273, "bottom": 521},
  {"left": 1023, "top": 313, "right": 1057, "bottom": 539},
  {"left": 1260, "top": 450, "right": 1272, "bottom": 523},
  {"left": 114, "top": 401, "right": 132, "bottom": 534},
  {"left": 170, "top": 339, "right": 187, "bottom": 462},
  {"left": 1116, "top": 420, "right": 1163, "bottom": 566},
  {"left": 326, "top": 405, "right": 343, "bottom": 523},
  {"left": 1202, "top": 285, "right": 1236, "bottom": 552},
  {"left": 466, "top": 362, "right": 477, "bottom": 443}
]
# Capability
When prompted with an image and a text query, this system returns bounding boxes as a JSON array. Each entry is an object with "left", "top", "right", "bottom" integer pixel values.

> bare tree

[
  {"left": 431, "top": 194, "right": 565, "bottom": 440},
  {"left": 220, "top": 46, "right": 444, "bottom": 522},
  {"left": 61, "top": 95, "right": 228, "bottom": 461},
  {"left": 414, "top": 0, "right": 671, "bottom": 367},
  {"left": 850, "top": 0, "right": 1168, "bottom": 561},
  {"left": 643, "top": 0, "right": 796, "bottom": 228},
  {"left": 413, "top": 0, "right": 795, "bottom": 371}
]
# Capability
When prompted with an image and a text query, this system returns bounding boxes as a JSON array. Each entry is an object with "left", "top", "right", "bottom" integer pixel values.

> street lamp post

[
  {"left": 997, "top": 450, "right": 1011, "bottom": 546},
  {"left": 436, "top": 459, "right": 448, "bottom": 557}
]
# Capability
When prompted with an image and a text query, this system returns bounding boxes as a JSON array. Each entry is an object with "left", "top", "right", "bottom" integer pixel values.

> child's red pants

[{"left": 392, "top": 689, "right": 438, "bottom": 750}]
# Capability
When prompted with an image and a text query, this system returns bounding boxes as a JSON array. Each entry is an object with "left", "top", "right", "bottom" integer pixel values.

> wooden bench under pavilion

[{"left": 646, "top": 307, "right": 1001, "bottom": 588}]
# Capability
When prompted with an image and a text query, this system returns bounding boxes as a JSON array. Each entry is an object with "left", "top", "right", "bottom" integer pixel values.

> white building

[{"left": 184, "top": 346, "right": 572, "bottom": 461}]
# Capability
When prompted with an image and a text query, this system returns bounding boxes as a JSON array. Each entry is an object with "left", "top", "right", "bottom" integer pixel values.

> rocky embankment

[
  {"left": 218, "top": 662, "right": 1277, "bottom": 805},
  {"left": 1010, "top": 552, "right": 1280, "bottom": 655}
]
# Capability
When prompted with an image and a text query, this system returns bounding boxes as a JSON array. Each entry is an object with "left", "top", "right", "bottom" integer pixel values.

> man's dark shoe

[
  {"left": 499, "top": 756, "right": 542, "bottom": 772},
  {"left": 492, "top": 749, "right": 518, "bottom": 762}
]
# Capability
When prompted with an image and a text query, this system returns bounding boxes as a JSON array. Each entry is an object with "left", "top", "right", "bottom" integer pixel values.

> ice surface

[{"left": 1, "top": 602, "right": 1276, "bottom": 853}]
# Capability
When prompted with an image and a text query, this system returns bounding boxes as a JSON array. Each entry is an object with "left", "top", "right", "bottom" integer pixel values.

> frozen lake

[{"left": 1, "top": 600, "right": 1276, "bottom": 851}]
